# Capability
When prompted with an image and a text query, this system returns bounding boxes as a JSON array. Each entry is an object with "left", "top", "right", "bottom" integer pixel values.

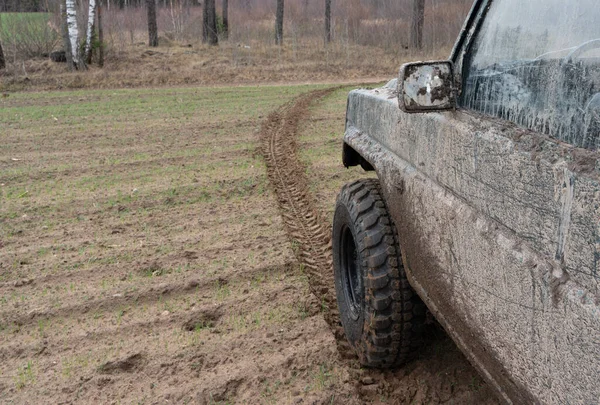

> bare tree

[
  {"left": 303, "top": 0, "right": 309, "bottom": 22},
  {"left": 210, "top": 0, "right": 218, "bottom": 45},
  {"left": 202, "top": 0, "right": 218, "bottom": 45},
  {"left": 222, "top": 0, "right": 228, "bottom": 40},
  {"left": 275, "top": 0, "right": 283, "bottom": 45},
  {"left": 410, "top": 0, "right": 424, "bottom": 49},
  {"left": 202, "top": 0, "right": 208, "bottom": 41},
  {"left": 85, "top": 0, "right": 98, "bottom": 63},
  {"left": 147, "top": 0, "right": 158, "bottom": 46},
  {"left": 0, "top": 39, "right": 5, "bottom": 70},
  {"left": 98, "top": 0, "right": 104, "bottom": 67},
  {"left": 60, "top": 0, "right": 74, "bottom": 70},
  {"left": 0, "top": 13, "right": 4, "bottom": 69},
  {"left": 324, "top": 0, "right": 331, "bottom": 44}
]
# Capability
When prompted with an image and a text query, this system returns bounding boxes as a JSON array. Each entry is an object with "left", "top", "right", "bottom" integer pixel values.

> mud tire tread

[{"left": 333, "top": 178, "right": 425, "bottom": 368}]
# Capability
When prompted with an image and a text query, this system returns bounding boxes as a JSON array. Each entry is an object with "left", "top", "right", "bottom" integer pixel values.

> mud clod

[
  {"left": 198, "top": 377, "right": 243, "bottom": 404},
  {"left": 569, "top": 148, "right": 598, "bottom": 175},
  {"left": 183, "top": 250, "right": 198, "bottom": 260},
  {"left": 13, "top": 278, "right": 34, "bottom": 287},
  {"left": 98, "top": 353, "right": 144, "bottom": 374},
  {"left": 360, "top": 376, "right": 376, "bottom": 385},
  {"left": 182, "top": 307, "right": 222, "bottom": 331}
]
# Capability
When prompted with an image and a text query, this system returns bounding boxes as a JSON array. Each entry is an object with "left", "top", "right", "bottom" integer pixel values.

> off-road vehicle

[{"left": 332, "top": 1, "right": 600, "bottom": 403}]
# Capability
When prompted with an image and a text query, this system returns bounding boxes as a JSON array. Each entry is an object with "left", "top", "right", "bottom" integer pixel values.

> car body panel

[{"left": 344, "top": 81, "right": 600, "bottom": 403}]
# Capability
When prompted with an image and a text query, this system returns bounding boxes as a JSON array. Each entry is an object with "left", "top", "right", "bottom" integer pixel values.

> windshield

[{"left": 462, "top": 0, "right": 600, "bottom": 149}]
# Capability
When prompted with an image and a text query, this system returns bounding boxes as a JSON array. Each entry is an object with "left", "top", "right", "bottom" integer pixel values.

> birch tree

[
  {"left": 61, "top": 0, "right": 74, "bottom": 70},
  {"left": 410, "top": 0, "right": 424, "bottom": 49},
  {"left": 66, "top": 0, "right": 84, "bottom": 69},
  {"left": 84, "top": 0, "right": 98, "bottom": 63},
  {"left": 275, "top": 0, "right": 284, "bottom": 45}
]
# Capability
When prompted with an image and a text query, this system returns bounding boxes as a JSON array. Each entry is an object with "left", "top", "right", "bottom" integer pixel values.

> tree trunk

[
  {"left": 0, "top": 6, "right": 5, "bottom": 68},
  {"left": 202, "top": 0, "right": 217, "bottom": 45},
  {"left": 66, "top": 0, "right": 85, "bottom": 69},
  {"left": 0, "top": 39, "right": 5, "bottom": 70},
  {"left": 209, "top": 0, "right": 218, "bottom": 45},
  {"left": 202, "top": 0, "right": 208, "bottom": 42},
  {"left": 61, "top": 0, "right": 74, "bottom": 70},
  {"left": 84, "top": 0, "right": 97, "bottom": 63},
  {"left": 222, "top": 0, "right": 228, "bottom": 40},
  {"left": 275, "top": 0, "right": 283, "bottom": 45},
  {"left": 303, "top": 0, "right": 309, "bottom": 23},
  {"left": 98, "top": 0, "right": 104, "bottom": 67},
  {"left": 147, "top": 0, "right": 158, "bottom": 46},
  {"left": 410, "top": 0, "right": 424, "bottom": 49},
  {"left": 324, "top": 0, "right": 331, "bottom": 44}
]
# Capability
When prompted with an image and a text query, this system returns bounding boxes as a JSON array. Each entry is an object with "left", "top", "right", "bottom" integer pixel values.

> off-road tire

[{"left": 333, "top": 178, "right": 425, "bottom": 368}]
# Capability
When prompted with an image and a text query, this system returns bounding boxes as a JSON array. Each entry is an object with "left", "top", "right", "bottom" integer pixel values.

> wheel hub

[{"left": 340, "top": 225, "right": 362, "bottom": 320}]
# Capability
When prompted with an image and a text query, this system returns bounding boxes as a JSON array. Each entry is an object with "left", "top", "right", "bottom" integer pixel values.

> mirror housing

[{"left": 398, "top": 61, "right": 456, "bottom": 113}]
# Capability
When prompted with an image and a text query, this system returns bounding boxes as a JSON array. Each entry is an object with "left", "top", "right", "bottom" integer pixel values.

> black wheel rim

[{"left": 340, "top": 225, "right": 362, "bottom": 320}]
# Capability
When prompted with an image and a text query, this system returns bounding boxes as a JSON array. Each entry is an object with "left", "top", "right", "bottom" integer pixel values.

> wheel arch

[{"left": 342, "top": 142, "right": 375, "bottom": 171}]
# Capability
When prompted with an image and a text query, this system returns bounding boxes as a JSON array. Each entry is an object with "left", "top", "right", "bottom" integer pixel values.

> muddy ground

[{"left": 0, "top": 85, "right": 498, "bottom": 404}]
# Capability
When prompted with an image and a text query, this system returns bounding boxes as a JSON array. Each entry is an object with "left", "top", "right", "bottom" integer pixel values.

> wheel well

[{"left": 342, "top": 143, "right": 374, "bottom": 171}]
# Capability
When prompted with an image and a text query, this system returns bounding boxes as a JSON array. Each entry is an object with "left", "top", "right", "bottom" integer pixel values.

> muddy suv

[{"left": 332, "top": 1, "right": 600, "bottom": 404}]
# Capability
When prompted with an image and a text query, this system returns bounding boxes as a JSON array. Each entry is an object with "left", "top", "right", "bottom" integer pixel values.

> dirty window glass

[{"left": 461, "top": 0, "right": 600, "bottom": 149}]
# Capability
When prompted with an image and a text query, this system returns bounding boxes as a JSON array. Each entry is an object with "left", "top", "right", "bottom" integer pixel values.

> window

[{"left": 461, "top": 0, "right": 600, "bottom": 149}]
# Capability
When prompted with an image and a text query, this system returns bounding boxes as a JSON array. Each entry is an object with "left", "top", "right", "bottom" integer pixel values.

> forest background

[{"left": 0, "top": 0, "right": 473, "bottom": 90}]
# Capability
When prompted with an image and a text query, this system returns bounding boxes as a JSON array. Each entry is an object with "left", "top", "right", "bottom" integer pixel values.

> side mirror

[{"left": 398, "top": 61, "right": 456, "bottom": 113}]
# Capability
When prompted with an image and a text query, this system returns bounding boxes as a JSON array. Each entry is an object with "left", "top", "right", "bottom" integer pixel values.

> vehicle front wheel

[{"left": 332, "top": 178, "right": 424, "bottom": 368}]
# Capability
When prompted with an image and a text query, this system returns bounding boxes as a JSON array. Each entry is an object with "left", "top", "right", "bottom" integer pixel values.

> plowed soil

[{"left": 1, "top": 84, "right": 499, "bottom": 404}]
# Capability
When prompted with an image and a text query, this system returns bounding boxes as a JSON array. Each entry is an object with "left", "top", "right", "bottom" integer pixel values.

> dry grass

[{"left": 0, "top": 37, "right": 453, "bottom": 91}]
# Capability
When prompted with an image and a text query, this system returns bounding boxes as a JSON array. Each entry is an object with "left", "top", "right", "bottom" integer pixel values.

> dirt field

[{"left": 0, "top": 84, "right": 499, "bottom": 404}]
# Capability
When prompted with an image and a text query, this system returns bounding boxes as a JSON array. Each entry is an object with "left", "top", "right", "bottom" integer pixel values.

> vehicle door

[{"left": 375, "top": 1, "right": 600, "bottom": 403}]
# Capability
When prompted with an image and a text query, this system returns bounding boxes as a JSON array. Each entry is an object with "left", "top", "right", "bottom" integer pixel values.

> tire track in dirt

[
  {"left": 261, "top": 90, "right": 503, "bottom": 404},
  {"left": 260, "top": 88, "right": 352, "bottom": 356}
]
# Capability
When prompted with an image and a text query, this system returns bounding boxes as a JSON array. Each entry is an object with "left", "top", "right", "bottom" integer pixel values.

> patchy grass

[
  {"left": 0, "top": 83, "right": 360, "bottom": 404},
  {"left": 14, "top": 360, "right": 35, "bottom": 389}
]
